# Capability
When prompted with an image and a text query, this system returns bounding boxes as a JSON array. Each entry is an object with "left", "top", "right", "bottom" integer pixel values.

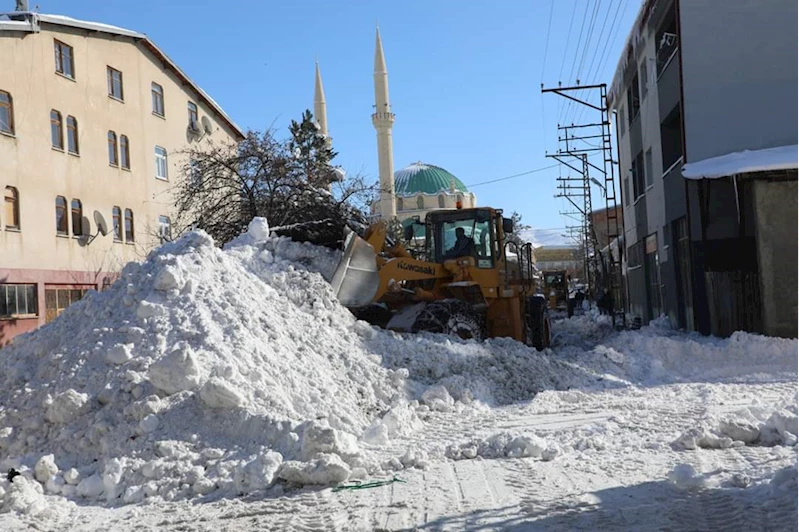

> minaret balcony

[{"left": 372, "top": 112, "right": 395, "bottom": 127}]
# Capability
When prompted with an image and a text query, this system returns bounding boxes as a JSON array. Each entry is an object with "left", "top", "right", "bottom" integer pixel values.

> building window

[
  {"left": 155, "top": 146, "right": 168, "bottom": 180},
  {"left": 645, "top": 233, "right": 662, "bottom": 319},
  {"left": 623, "top": 177, "right": 630, "bottom": 207},
  {"left": 66, "top": 116, "right": 79, "bottom": 154},
  {"left": 55, "top": 196, "right": 68, "bottom": 235},
  {"left": 456, "top": 194, "right": 464, "bottom": 207},
  {"left": 51, "top": 110, "right": 63, "bottom": 149},
  {"left": 396, "top": 197, "right": 403, "bottom": 211},
  {"left": 632, "top": 150, "right": 645, "bottom": 200},
  {"left": 71, "top": 198, "right": 83, "bottom": 236},
  {"left": 645, "top": 149, "right": 653, "bottom": 187},
  {"left": 187, "top": 101, "right": 198, "bottom": 128},
  {"left": 188, "top": 159, "right": 202, "bottom": 190},
  {"left": 54, "top": 39, "right": 74, "bottom": 79},
  {"left": 120, "top": 135, "right": 130, "bottom": 169},
  {"left": 152, "top": 82, "right": 165, "bottom": 116},
  {"left": 108, "top": 131, "right": 118, "bottom": 166},
  {"left": 660, "top": 105, "right": 683, "bottom": 172},
  {"left": 639, "top": 61, "right": 648, "bottom": 101},
  {"left": 0, "top": 90, "right": 14, "bottom": 135},
  {"left": 627, "top": 73, "right": 640, "bottom": 126},
  {"left": 107, "top": 66, "right": 124, "bottom": 100},
  {"left": 112, "top": 206, "right": 122, "bottom": 241},
  {"left": 416, "top": 196, "right": 424, "bottom": 209},
  {"left": 656, "top": 6, "right": 678, "bottom": 77},
  {"left": 4, "top": 186, "right": 19, "bottom": 229},
  {"left": 438, "top": 194, "right": 445, "bottom": 208},
  {"left": 0, "top": 284, "right": 38, "bottom": 318},
  {"left": 158, "top": 215, "right": 171, "bottom": 242},
  {"left": 627, "top": 240, "right": 643, "bottom": 268},
  {"left": 124, "top": 208, "right": 134, "bottom": 242},
  {"left": 45, "top": 288, "right": 88, "bottom": 323}
]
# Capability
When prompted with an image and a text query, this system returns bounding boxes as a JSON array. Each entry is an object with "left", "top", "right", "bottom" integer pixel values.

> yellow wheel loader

[{"left": 330, "top": 207, "right": 552, "bottom": 350}]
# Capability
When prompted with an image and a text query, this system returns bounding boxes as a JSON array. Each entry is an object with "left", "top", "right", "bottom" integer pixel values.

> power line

[
  {"left": 588, "top": 0, "right": 630, "bottom": 85},
  {"left": 540, "top": 0, "right": 555, "bottom": 82},
  {"left": 572, "top": 0, "right": 628, "bottom": 127},
  {"left": 571, "top": 0, "right": 617, "bottom": 126},
  {"left": 560, "top": 0, "right": 593, "bottom": 125},
  {"left": 567, "top": 0, "right": 604, "bottom": 126},
  {"left": 558, "top": 1, "right": 578, "bottom": 81},
  {"left": 466, "top": 164, "right": 559, "bottom": 188},
  {"left": 583, "top": 0, "right": 617, "bottom": 85},
  {"left": 556, "top": 1, "right": 578, "bottom": 126},
  {"left": 576, "top": 0, "right": 603, "bottom": 82}
]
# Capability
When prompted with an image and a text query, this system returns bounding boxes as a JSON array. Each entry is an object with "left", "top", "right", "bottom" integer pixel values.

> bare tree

[{"left": 172, "top": 124, "right": 377, "bottom": 248}]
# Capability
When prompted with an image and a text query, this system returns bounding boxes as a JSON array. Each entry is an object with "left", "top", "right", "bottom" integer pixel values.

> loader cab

[{"left": 426, "top": 208, "right": 502, "bottom": 268}]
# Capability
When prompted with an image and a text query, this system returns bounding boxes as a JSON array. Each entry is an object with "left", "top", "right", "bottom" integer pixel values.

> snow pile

[
  {"left": 672, "top": 402, "right": 798, "bottom": 450},
  {"left": 667, "top": 463, "right": 717, "bottom": 490},
  {"left": 372, "top": 335, "right": 618, "bottom": 406},
  {"left": 445, "top": 432, "right": 560, "bottom": 461},
  {"left": 604, "top": 326, "right": 798, "bottom": 384},
  {"left": 0, "top": 225, "right": 409, "bottom": 509}
]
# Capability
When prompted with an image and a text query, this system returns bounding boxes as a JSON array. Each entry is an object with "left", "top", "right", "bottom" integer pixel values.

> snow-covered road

[
  {"left": 0, "top": 227, "right": 795, "bottom": 531},
  {"left": 3, "top": 321, "right": 795, "bottom": 531}
]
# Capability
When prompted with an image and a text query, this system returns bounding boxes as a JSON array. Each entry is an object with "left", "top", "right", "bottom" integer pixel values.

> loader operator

[{"left": 445, "top": 227, "right": 476, "bottom": 259}]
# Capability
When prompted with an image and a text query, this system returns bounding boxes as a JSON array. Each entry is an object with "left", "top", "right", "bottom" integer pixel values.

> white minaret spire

[
  {"left": 372, "top": 27, "right": 396, "bottom": 218},
  {"left": 313, "top": 61, "right": 328, "bottom": 137}
]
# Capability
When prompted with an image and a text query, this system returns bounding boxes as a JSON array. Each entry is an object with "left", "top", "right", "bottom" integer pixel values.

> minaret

[
  {"left": 372, "top": 27, "right": 396, "bottom": 218},
  {"left": 313, "top": 62, "right": 328, "bottom": 137}
]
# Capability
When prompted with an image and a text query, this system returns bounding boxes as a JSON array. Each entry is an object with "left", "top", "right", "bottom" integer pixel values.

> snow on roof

[
  {"left": 682, "top": 144, "right": 798, "bottom": 180},
  {"left": 0, "top": 11, "right": 244, "bottom": 140},
  {"left": 38, "top": 13, "right": 143, "bottom": 38}
]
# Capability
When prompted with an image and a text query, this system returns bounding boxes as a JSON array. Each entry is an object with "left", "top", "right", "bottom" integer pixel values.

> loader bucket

[{"left": 330, "top": 231, "right": 380, "bottom": 308}]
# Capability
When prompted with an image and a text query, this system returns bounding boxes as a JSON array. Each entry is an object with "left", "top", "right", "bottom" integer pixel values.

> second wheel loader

[{"left": 330, "top": 206, "right": 551, "bottom": 349}]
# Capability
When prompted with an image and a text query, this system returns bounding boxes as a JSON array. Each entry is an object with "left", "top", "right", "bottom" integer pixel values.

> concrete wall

[
  {"left": 680, "top": 0, "right": 798, "bottom": 162},
  {"left": 753, "top": 178, "right": 798, "bottom": 338}
]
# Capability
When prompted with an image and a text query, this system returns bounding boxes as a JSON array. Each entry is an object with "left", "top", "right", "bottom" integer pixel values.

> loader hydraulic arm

[{"left": 372, "top": 257, "right": 449, "bottom": 302}]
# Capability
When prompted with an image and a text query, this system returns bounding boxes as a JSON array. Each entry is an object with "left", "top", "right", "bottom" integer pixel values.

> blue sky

[{"left": 41, "top": 0, "right": 639, "bottom": 246}]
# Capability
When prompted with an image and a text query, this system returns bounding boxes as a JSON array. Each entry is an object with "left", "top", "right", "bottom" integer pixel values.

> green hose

[{"left": 332, "top": 476, "right": 406, "bottom": 493}]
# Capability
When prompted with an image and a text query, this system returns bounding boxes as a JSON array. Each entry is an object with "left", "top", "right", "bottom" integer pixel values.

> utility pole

[{"left": 542, "top": 83, "right": 625, "bottom": 327}]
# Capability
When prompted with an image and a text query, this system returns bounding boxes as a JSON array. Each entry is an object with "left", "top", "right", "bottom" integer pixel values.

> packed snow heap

[
  {"left": 0, "top": 217, "right": 796, "bottom": 513},
  {"left": 0, "top": 219, "right": 411, "bottom": 505}
]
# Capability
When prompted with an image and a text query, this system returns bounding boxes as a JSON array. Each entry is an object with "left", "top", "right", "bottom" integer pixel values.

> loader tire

[
  {"left": 527, "top": 295, "right": 551, "bottom": 351},
  {"left": 353, "top": 304, "right": 393, "bottom": 329},
  {"left": 411, "top": 300, "right": 485, "bottom": 342}
]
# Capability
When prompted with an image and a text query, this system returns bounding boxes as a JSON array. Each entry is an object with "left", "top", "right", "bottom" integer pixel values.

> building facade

[
  {"left": 0, "top": 11, "right": 243, "bottom": 345},
  {"left": 608, "top": 0, "right": 797, "bottom": 336}
]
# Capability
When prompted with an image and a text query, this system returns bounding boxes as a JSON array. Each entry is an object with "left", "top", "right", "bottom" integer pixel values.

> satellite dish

[
  {"left": 201, "top": 116, "right": 213, "bottom": 136},
  {"left": 94, "top": 210, "right": 109, "bottom": 236}
]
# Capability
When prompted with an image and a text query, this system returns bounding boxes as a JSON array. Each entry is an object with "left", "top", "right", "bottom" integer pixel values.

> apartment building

[
  {"left": 0, "top": 10, "right": 244, "bottom": 344},
  {"left": 608, "top": 0, "right": 797, "bottom": 337}
]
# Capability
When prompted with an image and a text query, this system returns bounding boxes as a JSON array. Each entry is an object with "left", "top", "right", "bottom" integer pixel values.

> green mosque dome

[{"left": 394, "top": 162, "right": 469, "bottom": 197}]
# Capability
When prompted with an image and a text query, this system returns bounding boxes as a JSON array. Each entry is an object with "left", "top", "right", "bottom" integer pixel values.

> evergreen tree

[
  {"left": 507, "top": 211, "right": 532, "bottom": 247},
  {"left": 288, "top": 109, "right": 339, "bottom": 188}
]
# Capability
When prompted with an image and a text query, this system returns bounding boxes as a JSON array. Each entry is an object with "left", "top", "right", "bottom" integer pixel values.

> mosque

[{"left": 312, "top": 29, "right": 477, "bottom": 229}]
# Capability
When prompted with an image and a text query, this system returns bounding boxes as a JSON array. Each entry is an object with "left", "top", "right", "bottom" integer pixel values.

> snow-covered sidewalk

[{"left": 0, "top": 224, "right": 795, "bottom": 531}]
